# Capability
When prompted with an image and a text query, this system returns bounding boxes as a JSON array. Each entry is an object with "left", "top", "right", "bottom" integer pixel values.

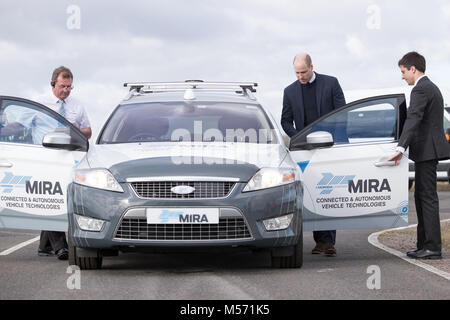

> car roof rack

[{"left": 123, "top": 80, "right": 258, "bottom": 96}]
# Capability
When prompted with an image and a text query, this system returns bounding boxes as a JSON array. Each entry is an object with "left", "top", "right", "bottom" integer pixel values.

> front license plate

[{"left": 146, "top": 208, "right": 219, "bottom": 224}]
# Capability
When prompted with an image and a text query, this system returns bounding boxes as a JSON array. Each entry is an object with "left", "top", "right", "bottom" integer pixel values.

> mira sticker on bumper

[{"left": 146, "top": 208, "right": 219, "bottom": 224}]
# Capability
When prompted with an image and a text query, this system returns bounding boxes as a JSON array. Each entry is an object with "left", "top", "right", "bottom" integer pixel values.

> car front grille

[
  {"left": 115, "top": 217, "right": 252, "bottom": 241},
  {"left": 130, "top": 181, "right": 236, "bottom": 199}
]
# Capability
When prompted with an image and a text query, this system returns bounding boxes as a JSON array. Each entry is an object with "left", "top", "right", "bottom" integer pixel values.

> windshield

[{"left": 98, "top": 102, "right": 278, "bottom": 144}]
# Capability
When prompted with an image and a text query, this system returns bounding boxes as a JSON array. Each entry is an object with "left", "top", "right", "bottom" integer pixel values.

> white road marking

[
  {"left": 368, "top": 219, "right": 450, "bottom": 281},
  {"left": 317, "top": 268, "right": 334, "bottom": 273},
  {"left": 0, "top": 236, "right": 40, "bottom": 256}
]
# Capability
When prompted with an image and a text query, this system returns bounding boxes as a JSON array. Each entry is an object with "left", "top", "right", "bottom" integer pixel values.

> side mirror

[
  {"left": 290, "top": 131, "right": 334, "bottom": 151},
  {"left": 446, "top": 128, "right": 450, "bottom": 143},
  {"left": 43, "top": 132, "right": 88, "bottom": 151},
  {"left": 307, "top": 131, "right": 334, "bottom": 147}
]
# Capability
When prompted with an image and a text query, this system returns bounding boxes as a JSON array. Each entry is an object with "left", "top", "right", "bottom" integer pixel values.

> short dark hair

[
  {"left": 51, "top": 66, "right": 73, "bottom": 83},
  {"left": 398, "top": 52, "right": 426, "bottom": 73}
]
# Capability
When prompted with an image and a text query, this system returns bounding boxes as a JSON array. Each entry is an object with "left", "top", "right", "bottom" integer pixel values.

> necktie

[{"left": 58, "top": 100, "right": 66, "bottom": 117}]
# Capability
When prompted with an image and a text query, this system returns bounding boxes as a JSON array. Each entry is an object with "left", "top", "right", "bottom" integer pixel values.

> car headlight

[
  {"left": 242, "top": 168, "right": 297, "bottom": 192},
  {"left": 74, "top": 214, "right": 106, "bottom": 232},
  {"left": 73, "top": 168, "right": 124, "bottom": 193}
]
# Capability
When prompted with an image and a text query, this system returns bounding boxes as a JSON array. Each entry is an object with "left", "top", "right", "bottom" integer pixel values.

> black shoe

[
  {"left": 38, "top": 249, "right": 55, "bottom": 257},
  {"left": 406, "top": 248, "right": 422, "bottom": 258},
  {"left": 56, "top": 248, "right": 69, "bottom": 260},
  {"left": 410, "top": 249, "right": 442, "bottom": 260}
]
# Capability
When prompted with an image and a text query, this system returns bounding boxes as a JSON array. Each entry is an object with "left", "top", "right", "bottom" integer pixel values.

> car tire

[
  {"left": 68, "top": 236, "right": 103, "bottom": 270},
  {"left": 271, "top": 228, "right": 303, "bottom": 269}
]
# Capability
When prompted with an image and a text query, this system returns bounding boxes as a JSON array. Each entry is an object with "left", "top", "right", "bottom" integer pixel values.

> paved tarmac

[{"left": 0, "top": 192, "right": 449, "bottom": 300}]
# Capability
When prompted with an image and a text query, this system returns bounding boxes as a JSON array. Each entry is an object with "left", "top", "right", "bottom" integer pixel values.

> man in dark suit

[
  {"left": 389, "top": 51, "right": 450, "bottom": 260},
  {"left": 281, "top": 53, "right": 346, "bottom": 256}
]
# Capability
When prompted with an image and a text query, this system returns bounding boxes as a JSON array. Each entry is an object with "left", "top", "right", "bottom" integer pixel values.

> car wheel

[
  {"left": 271, "top": 228, "right": 303, "bottom": 269},
  {"left": 68, "top": 236, "right": 103, "bottom": 270}
]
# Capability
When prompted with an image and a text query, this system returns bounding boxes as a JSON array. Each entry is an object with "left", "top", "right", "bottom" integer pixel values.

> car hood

[{"left": 87, "top": 142, "right": 288, "bottom": 182}]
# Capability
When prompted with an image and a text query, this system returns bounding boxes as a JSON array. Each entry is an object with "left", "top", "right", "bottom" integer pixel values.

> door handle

[
  {"left": 0, "top": 161, "right": 13, "bottom": 168},
  {"left": 374, "top": 157, "right": 396, "bottom": 167}
]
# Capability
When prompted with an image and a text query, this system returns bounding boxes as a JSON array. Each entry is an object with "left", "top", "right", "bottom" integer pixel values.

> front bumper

[{"left": 67, "top": 181, "right": 302, "bottom": 251}]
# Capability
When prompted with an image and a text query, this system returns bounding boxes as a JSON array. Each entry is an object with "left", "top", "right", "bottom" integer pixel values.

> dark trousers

[
  {"left": 414, "top": 160, "right": 442, "bottom": 252},
  {"left": 39, "top": 231, "right": 68, "bottom": 252},
  {"left": 313, "top": 230, "right": 336, "bottom": 245}
]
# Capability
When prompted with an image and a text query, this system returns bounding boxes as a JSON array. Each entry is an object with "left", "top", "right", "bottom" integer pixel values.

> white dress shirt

[
  {"left": 309, "top": 71, "right": 317, "bottom": 83},
  {"left": 36, "top": 94, "right": 91, "bottom": 130},
  {"left": 16, "top": 93, "right": 91, "bottom": 144}
]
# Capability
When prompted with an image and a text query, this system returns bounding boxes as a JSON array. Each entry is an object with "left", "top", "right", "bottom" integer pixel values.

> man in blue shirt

[{"left": 37, "top": 66, "right": 91, "bottom": 260}]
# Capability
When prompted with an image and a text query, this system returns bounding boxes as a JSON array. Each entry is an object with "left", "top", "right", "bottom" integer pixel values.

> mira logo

[
  {"left": 316, "top": 173, "right": 356, "bottom": 195},
  {"left": 26, "top": 181, "right": 63, "bottom": 195},
  {"left": 348, "top": 179, "right": 391, "bottom": 193},
  {"left": 159, "top": 209, "right": 209, "bottom": 223},
  {"left": 0, "top": 172, "right": 31, "bottom": 194},
  {"left": 179, "top": 214, "right": 209, "bottom": 223},
  {"left": 316, "top": 173, "right": 391, "bottom": 195},
  {"left": 0, "top": 172, "right": 63, "bottom": 195}
]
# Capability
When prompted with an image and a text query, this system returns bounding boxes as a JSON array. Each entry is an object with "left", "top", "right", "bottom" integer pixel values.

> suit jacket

[
  {"left": 398, "top": 76, "right": 450, "bottom": 162},
  {"left": 281, "top": 73, "right": 346, "bottom": 137}
]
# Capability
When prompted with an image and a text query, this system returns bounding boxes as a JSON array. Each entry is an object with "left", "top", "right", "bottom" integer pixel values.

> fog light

[
  {"left": 263, "top": 214, "right": 293, "bottom": 231},
  {"left": 75, "top": 214, "right": 105, "bottom": 232}
]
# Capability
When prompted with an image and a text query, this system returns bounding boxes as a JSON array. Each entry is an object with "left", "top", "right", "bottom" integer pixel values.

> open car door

[
  {"left": 289, "top": 94, "right": 408, "bottom": 231},
  {"left": 0, "top": 96, "right": 87, "bottom": 231}
]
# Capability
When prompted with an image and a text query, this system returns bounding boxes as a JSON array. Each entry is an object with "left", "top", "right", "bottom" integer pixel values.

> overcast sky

[{"left": 1, "top": 0, "right": 450, "bottom": 138}]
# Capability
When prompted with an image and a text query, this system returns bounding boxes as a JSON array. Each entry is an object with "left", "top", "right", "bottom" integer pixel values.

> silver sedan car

[
  {"left": 0, "top": 81, "right": 410, "bottom": 270},
  {"left": 66, "top": 81, "right": 303, "bottom": 269}
]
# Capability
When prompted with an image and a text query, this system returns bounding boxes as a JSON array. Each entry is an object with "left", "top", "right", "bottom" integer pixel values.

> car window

[
  {"left": 99, "top": 102, "right": 278, "bottom": 144},
  {"left": 309, "top": 97, "right": 398, "bottom": 145},
  {"left": 0, "top": 99, "right": 70, "bottom": 145},
  {"left": 443, "top": 109, "right": 450, "bottom": 131}
]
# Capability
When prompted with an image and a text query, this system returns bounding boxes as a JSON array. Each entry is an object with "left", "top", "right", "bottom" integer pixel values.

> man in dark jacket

[
  {"left": 389, "top": 52, "right": 450, "bottom": 260},
  {"left": 281, "top": 53, "right": 346, "bottom": 256}
]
